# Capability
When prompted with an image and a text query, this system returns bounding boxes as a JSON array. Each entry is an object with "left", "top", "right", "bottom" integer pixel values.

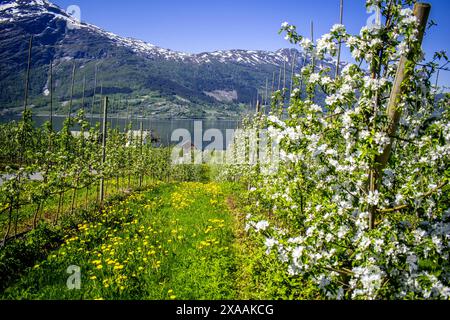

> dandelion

[{"left": 113, "top": 264, "right": 124, "bottom": 271}]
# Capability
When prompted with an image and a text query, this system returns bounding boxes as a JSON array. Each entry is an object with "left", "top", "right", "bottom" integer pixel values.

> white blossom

[
  {"left": 255, "top": 220, "right": 270, "bottom": 232},
  {"left": 264, "top": 237, "right": 278, "bottom": 254},
  {"left": 367, "top": 190, "right": 380, "bottom": 206}
]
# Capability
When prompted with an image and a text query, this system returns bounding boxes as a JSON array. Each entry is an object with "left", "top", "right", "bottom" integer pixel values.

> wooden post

[
  {"left": 434, "top": 69, "right": 440, "bottom": 90},
  {"left": 99, "top": 96, "right": 108, "bottom": 205},
  {"left": 90, "top": 64, "right": 98, "bottom": 126},
  {"left": 376, "top": 3, "right": 431, "bottom": 171},
  {"left": 290, "top": 51, "right": 297, "bottom": 94},
  {"left": 81, "top": 73, "right": 86, "bottom": 113},
  {"left": 310, "top": 21, "right": 315, "bottom": 72},
  {"left": 126, "top": 98, "right": 131, "bottom": 131},
  {"left": 70, "top": 175, "right": 79, "bottom": 215},
  {"left": 299, "top": 55, "right": 306, "bottom": 99},
  {"left": 139, "top": 121, "right": 143, "bottom": 188},
  {"left": 283, "top": 60, "right": 287, "bottom": 110},
  {"left": 264, "top": 77, "right": 269, "bottom": 109},
  {"left": 68, "top": 62, "right": 76, "bottom": 119},
  {"left": 49, "top": 60, "right": 53, "bottom": 130},
  {"left": 116, "top": 97, "right": 120, "bottom": 129},
  {"left": 271, "top": 71, "right": 276, "bottom": 94},
  {"left": 110, "top": 97, "right": 115, "bottom": 128},
  {"left": 335, "top": 0, "right": 344, "bottom": 78},
  {"left": 277, "top": 66, "right": 282, "bottom": 91},
  {"left": 256, "top": 100, "right": 261, "bottom": 167},
  {"left": 369, "top": 3, "right": 431, "bottom": 229},
  {"left": 85, "top": 183, "right": 89, "bottom": 210},
  {"left": 23, "top": 35, "right": 33, "bottom": 112}
]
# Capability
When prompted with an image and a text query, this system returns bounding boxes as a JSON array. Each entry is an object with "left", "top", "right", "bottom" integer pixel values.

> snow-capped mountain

[
  {"left": 0, "top": 0, "right": 308, "bottom": 65},
  {"left": 0, "top": 0, "right": 339, "bottom": 118}
]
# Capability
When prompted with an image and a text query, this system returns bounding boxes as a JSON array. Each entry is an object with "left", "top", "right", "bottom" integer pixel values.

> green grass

[
  {"left": 0, "top": 176, "right": 156, "bottom": 240},
  {"left": 1, "top": 181, "right": 242, "bottom": 300}
]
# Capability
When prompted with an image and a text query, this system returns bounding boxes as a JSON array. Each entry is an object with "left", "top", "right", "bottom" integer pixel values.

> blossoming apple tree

[{"left": 225, "top": 0, "right": 450, "bottom": 299}]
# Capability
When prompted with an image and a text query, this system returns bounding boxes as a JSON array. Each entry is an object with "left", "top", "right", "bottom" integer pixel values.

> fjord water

[{"left": 0, "top": 115, "right": 241, "bottom": 150}]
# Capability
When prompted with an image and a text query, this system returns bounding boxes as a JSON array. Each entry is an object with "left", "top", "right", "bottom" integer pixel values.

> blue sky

[{"left": 52, "top": 0, "right": 450, "bottom": 86}]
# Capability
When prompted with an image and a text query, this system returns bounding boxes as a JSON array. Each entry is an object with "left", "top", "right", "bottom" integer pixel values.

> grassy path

[{"left": 2, "top": 182, "right": 243, "bottom": 300}]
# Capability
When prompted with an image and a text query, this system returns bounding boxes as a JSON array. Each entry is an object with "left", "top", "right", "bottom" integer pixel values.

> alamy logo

[
  {"left": 66, "top": 5, "right": 81, "bottom": 30},
  {"left": 366, "top": 5, "right": 382, "bottom": 30},
  {"left": 66, "top": 265, "right": 81, "bottom": 290}
]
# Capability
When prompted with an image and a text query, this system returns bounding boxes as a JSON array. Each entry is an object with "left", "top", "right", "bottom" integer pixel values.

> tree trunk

[
  {"left": 85, "top": 184, "right": 89, "bottom": 210},
  {"left": 33, "top": 201, "right": 41, "bottom": 229},
  {"left": 55, "top": 191, "right": 64, "bottom": 225},
  {"left": 369, "top": 3, "right": 431, "bottom": 229},
  {"left": 71, "top": 180, "right": 79, "bottom": 215},
  {"left": 2, "top": 202, "right": 13, "bottom": 247},
  {"left": 14, "top": 206, "right": 19, "bottom": 237}
]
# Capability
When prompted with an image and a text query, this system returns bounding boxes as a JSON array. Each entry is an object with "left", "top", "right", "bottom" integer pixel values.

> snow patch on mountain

[{"left": 0, "top": 3, "right": 18, "bottom": 12}]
